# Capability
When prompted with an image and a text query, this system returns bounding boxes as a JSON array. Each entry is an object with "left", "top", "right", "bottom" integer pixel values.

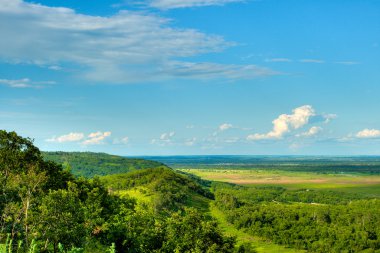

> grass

[
  {"left": 180, "top": 168, "right": 380, "bottom": 197},
  {"left": 209, "top": 203, "right": 304, "bottom": 253},
  {"left": 116, "top": 187, "right": 153, "bottom": 203}
]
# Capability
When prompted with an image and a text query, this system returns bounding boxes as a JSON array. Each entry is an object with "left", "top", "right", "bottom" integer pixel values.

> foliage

[
  {"left": 43, "top": 152, "right": 166, "bottom": 178},
  {"left": 213, "top": 182, "right": 380, "bottom": 252},
  {"left": 0, "top": 131, "right": 235, "bottom": 253},
  {"left": 100, "top": 167, "right": 213, "bottom": 213}
]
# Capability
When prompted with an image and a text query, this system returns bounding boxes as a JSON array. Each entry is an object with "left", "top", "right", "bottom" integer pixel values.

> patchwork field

[{"left": 179, "top": 168, "right": 380, "bottom": 197}]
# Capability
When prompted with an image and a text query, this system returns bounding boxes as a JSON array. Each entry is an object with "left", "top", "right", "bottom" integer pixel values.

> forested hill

[
  {"left": 43, "top": 151, "right": 167, "bottom": 177},
  {"left": 100, "top": 167, "right": 213, "bottom": 213}
]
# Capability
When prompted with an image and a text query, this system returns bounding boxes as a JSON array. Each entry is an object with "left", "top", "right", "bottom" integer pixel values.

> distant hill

[
  {"left": 100, "top": 167, "right": 213, "bottom": 213},
  {"left": 43, "top": 151, "right": 167, "bottom": 177}
]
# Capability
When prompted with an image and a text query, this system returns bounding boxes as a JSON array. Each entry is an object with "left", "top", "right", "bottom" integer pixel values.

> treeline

[
  {"left": 213, "top": 183, "right": 380, "bottom": 252},
  {"left": 43, "top": 152, "right": 166, "bottom": 178},
  {"left": 212, "top": 183, "right": 368, "bottom": 205},
  {"left": 0, "top": 131, "right": 236, "bottom": 252}
]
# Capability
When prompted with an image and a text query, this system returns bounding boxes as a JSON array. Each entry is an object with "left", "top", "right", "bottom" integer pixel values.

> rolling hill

[{"left": 43, "top": 151, "right": 167, "bottom": 177}]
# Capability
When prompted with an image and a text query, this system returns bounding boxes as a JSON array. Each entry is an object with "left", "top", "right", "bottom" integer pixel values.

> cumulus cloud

[
  {"left": 296, "top": 126, "right": 322, "bottom": 138},
  {"left": 146, "top": 0, "right": 244, "bottom": 9},
  {"left": 0, "top": 78, "right": 55, "bottom": 88},
  {"left": 219, "top": 123, "right": 233, "bottom": 131},
  {"left": 82, "top": 131, "right": 112, "bottom": 145},
  {"left": 356, "top": 129, "right": 380, "bottom": 139},
  {"left": 46, "top": 132, "right": 84, "bottom": 143},
  {"left": 0, "top": 0, "right": 276, "bottom": 83},
  {"left": 247, "top": 105, "right": 316, "bottom": 141}
]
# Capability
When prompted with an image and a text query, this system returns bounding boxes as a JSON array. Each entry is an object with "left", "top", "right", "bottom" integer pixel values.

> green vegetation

[
  {"left": 43, "top": 152, "right": 166, "bottom": 177},
  {"left": 211, "top": 183, "right": 380, "bottom": 252},
  {"left": 100, "top": 166, "right": 213, "bottom": 213},
  {"left": 2, "top": 132, "right": 380, "bottom": 252},
  {"left": 0, "top": 131, "right": 236, "bottom": 252}
]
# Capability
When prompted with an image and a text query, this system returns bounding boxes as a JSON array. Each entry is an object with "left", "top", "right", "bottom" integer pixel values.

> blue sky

[{"left": 1, "top": 0, "right": 380, "bottom": 155}]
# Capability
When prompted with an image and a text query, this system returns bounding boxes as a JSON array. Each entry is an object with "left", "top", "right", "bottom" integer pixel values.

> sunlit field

[{"left": 179, "top": 168, "right": 380, "bottom": 197}]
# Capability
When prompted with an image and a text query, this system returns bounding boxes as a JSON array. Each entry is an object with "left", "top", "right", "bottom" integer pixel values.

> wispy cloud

[
  {"left": 335, "top": 61, "right": 360, "bottom": 65},
  {"left": 0, "top": 0, "right": 275, "bottom": 83},
  {"left": 0, "top": 78, "right": 55, "bottom": 88},
  {"left": 151, "top": 131, "right": 176, "bottom": 146},
  {"left": 265, "top": 58, "right": 292, "bottom": 63},
  {"left": 162, "top": 61, "right": 279, "bottom": 80},
  {"left": 113, "top": 136, "right": 130, "bottom": 144},
  {"left": 144, "top": 0, "right": 245, "bottom": 10},
  {"left": 184, "top": 137, "right": 197, "bottom": 146},
  {"left": 299, "top": 59, "right": 325, "bottom": 64},
  {"left": 219, "top": 123, "right": 233, "bottom": 131}
]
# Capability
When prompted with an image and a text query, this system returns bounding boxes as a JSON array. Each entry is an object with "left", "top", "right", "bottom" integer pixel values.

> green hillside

[
  {"left": 43, "top": 151, "right": 166, "bottom": 177},
  {"left": 100, "top": 167, "right": 213, "bottom": 213},
  {"left": 1, "top": 131, "right": 236, "bottom": 253}
]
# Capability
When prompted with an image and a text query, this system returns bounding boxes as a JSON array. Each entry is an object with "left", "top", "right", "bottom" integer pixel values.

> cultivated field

[{"left": 179, "top": 168, "right": 380, "bottom": 197}]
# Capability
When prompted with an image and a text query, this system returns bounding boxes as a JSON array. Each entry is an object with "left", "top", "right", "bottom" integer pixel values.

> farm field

[{"left": 179, "top": 168, "right": 380, "bottom": 197}]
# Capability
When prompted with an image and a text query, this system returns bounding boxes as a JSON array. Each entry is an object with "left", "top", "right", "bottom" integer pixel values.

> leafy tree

[{"left": 34, "top": 188, "right": 86, "bottom": 252}]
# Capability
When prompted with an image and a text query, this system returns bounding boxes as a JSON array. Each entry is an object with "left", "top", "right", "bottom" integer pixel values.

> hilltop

[{"left": 43, "top": 151, "right": 167, "bottom": 177}]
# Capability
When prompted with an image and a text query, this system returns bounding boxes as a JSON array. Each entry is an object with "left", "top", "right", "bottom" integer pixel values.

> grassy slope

[{"left": 43, "top": 151, "right": 166, "bottom": 177}]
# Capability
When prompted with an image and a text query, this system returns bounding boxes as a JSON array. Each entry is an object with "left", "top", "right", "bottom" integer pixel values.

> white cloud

[
  {"left": 0, "top": 78, "right": 55, "bottom": 88},
  {"left": 82, "top": 131, "right": 112, "bottom": 145},
  {"left": 121, "top": 136, "right": 129, "bottom": 144},
  {"left": 296, "top": 126, "right": 322, "bottom": 137},
  {"left": 0, "top": 0, "right": 276, "bottom": 83},
  {"left": 46, "top": 132, "right": 84, "bottom": 143},
  {"left": 113, "top": 136, "right": 129, "bottom": 144},
  {"left": 146, "top": 0, "right": 244, "bottom": 9},
  {"left": 184, "top": 137, "right": 197, "bottom": 146},
  {"left": 247, "top": 105, "right": 316, "bottom": 141},
  {"left": 265, "top": 58, "right": 292, "bottom": 63},
  {"left": 160, "top": 132, "right": 175, "bottom": 140},
  {"left": 299, "top": 59, "right": 325, "bottom": 64},
  {"left": 152, "top": 131, "right": 175, "bottom": 145},
  {"left": 162, "top": 61, "right": 278, "bottom": 80},
  {"left": 219, "top": 123, "right": 233, "bottom": 131},
  {"left": 48, "top": 65, "right": 62, "bottom": 70},
  {"left": 323, "top": 113, "right": 337, "bottom": 123},
  {"left": 356, "top": 129, "right": 380, "bottom": 139}
]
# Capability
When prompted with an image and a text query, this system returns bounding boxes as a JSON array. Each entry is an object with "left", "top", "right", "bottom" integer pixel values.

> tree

[{"left": 34, "top": 189, "right": 86, "bottom": 252}]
